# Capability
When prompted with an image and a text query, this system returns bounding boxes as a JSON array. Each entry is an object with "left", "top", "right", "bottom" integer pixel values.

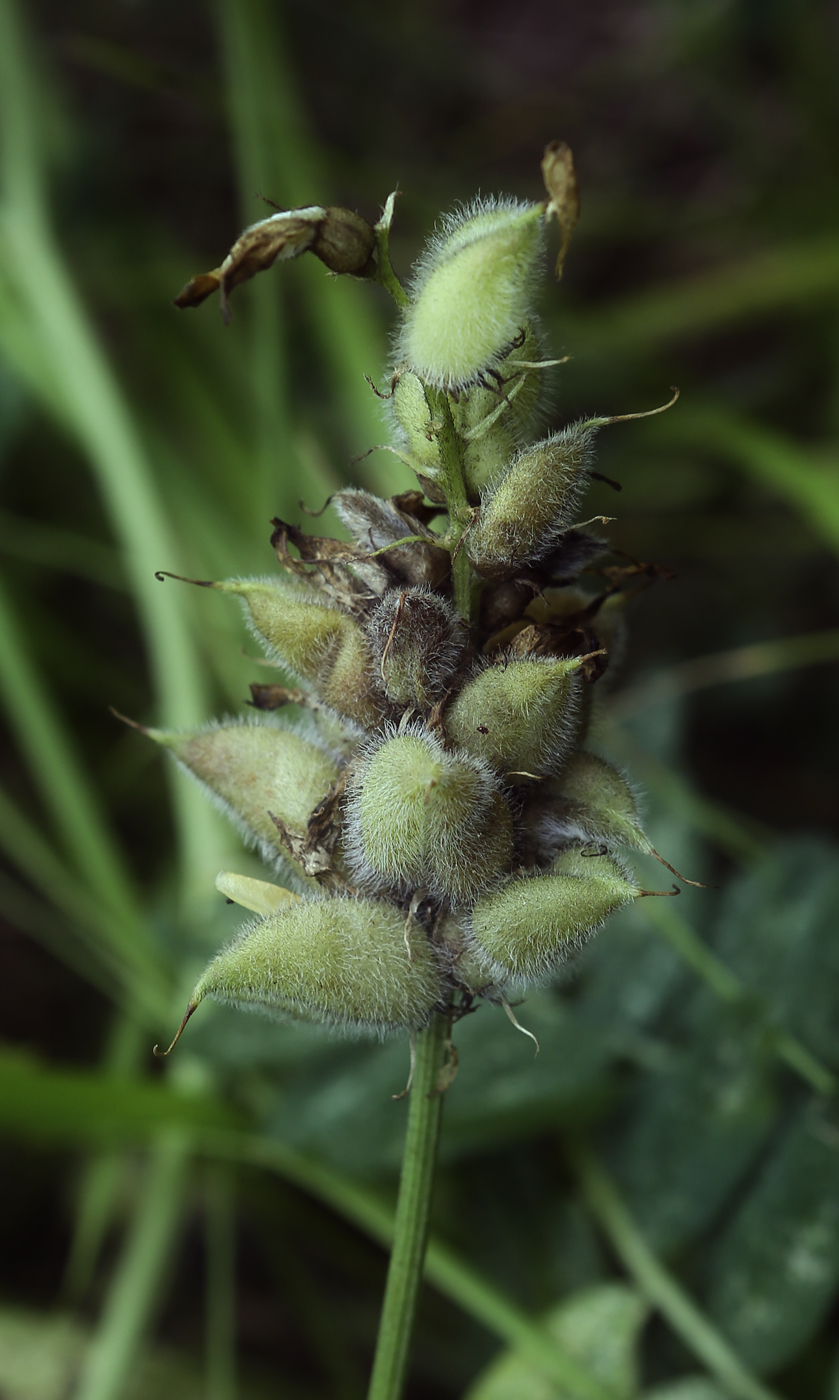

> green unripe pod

[
  {"left": 175, "top": 897, "right": 446, "bottom": 1039},
  {"left": 398, "top": 198, "right": 545, "bottom": 391},
  {"left": 445, "top": 655, "right": 587, "bottom": 777},
  {"left": 218, "top": 576, "right": 381, "bottom": 728},
  {"left": 367, "top": 588, "right": 468, "bottom": 710},
  {"left": 454, "top": 323, "right": 544, "bottom": 495},
  {"left": 540, "top": 751, "right": 650, "bottom": 853},
  {"left": 391, "top": 326, "right": 543, "bottom": 495},
  {"left": 347, "top": 727, "right": 514, "bottom": 905},
  {"left": 468, "top": 419, "right": 601, "bottom": 580},
  {"left": 392, "top": 372, "right": 441, "bottom": 478},
  {"left": 149, "top": 718, "right": 339, "bottom": 875},
  {"left": 436, "top": 915, "right": 500, "bottom": 998},
  {"left": 468, "top": 849, "right": 638, "bottom": 987}
]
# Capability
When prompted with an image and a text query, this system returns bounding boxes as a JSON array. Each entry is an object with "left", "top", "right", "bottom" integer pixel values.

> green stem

[
  {"left": 429, "top": 390, "right": 480, "bottom": 623},
  {"left": 372, "top": 207, "right": 411, "bottom": 309},
  {"left": 367, "top": 1014, "right": 448, "bottom": 1400},
  {"left": 201, "top": 1129, "right": 615, "bottom": 1400}
]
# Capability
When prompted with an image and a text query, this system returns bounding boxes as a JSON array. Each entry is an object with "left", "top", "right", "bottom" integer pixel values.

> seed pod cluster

[{"left": 154, "top": 146, "right": 679, "bottom": 1051}]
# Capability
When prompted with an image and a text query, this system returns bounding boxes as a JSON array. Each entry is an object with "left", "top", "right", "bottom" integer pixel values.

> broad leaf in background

[
  {"left": 601, "top": 995, "right": 779, "bottom": 1255},
  {"left": 0, "top": 1309, "right": 275, "bottom": 1400},
  {"left": 703, "top": 1099, "right": 839, "bottom": 1375},
  {"left": 462, "top": 1283, "right": 648, "bottom": 1400},
  {"left": 250, "top": 993, "right": 613, "bottom": 1173},
  {"left": 711, "top": 840, "right": 839, "bottom": 1072}
]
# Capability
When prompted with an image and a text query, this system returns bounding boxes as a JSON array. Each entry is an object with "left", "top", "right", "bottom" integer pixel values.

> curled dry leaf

[{"left": 174, "top": 205, "right": 377, "bottom": 323}]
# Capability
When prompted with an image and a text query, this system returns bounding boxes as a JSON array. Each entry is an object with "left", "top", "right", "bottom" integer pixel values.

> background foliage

[{"left": 0, "top": 1, "right": 838, "bottom": 1397}]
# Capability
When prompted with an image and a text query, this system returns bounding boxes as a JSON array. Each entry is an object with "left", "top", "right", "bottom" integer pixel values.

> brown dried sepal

[
  {"left": 541, "top": 141, "right": 580, "bottom": 280},
  {"left": 248, "top": 683, "right": 308, "bottom": 711},
  {"left": 306, "top": 767, "right": 352, "bottom": 857},
  {"left": 174, "top": 206, "right": 376, "bottom": 324},
  {"left": 506, "top": 622, "right": 609, "bottom": 681},
  {"left": 360, "top": 493, "right": 451, "bottom": 589},
  {"left": 390, "top": 491, "right": 443, "bottom": 528},
  {"left": 268, "top": 769, "right": 354, "bottom": 892},
  {"left": 597, "top": 555, "right": 678, "bottom": 585},
  {"left": 270, "top": 518, "right": 380, "bottom": 611},
  {"left": 271, "top": 507, "right": 450, "bottom": 603},
  {"left": 311, "top": 206, "right": 377, "bottom": 275}
]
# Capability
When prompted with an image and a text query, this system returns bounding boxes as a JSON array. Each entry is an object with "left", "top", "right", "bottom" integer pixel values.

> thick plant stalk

[{"left": 367, "top": 1014, "right": 449, "bottom": 1400}]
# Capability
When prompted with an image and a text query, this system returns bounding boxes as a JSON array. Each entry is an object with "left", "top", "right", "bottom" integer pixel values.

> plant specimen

[{"left": 145, "top": 142, "right": 682, "bottom": 1399}]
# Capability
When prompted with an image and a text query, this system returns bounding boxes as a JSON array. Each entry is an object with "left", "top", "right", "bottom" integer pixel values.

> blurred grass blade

[
  {"left": 214, "top": 0, "right": 410, "bottom": 498},
  {"left": 0, "top": 1046, "right": 240, "bottom": 1143},
  {"left": 215, "top": 0, "right": 295, "bottom": 526},
  {"left": 0, "top": 0, "right": 221, "bottom": 893},
  {"left": 568, "top": 235, "right": 839, "bottom": 354},
  {"left": 0, "top": 575, "right": 139, "bottom": 921},
  {"left": 568, "top": 1139, "right": 783, "bottom": 1400},
  {"left": 463, "top": 1283, "right": 648, "bottom": 1400},
  {"left": 63, "top": 1016, "right": 148, "bottom": 1304},
  {"left": 0, "top": 1048, "right": 624, "bottom": 1400},
  {"left": 63, "top": 1156, "right": 132, "bottom": 1303},
  {"left": 0, "top": 785, "right": 170, "bottom": 1019},
  {"left": 641, "top": 899, "right": 741, "bottom": 1003},
  {"left": 658, "top": 407, "right": 839, "bottom": 557},
  {"left": 641, "top": 899, "right": 837, "bottom": 1098},
  {"left": 71, "top": 1133, "right": 191, "bottom": 1400},
  {"left": 0, "top": 869, "right": 132, "bottom": 1008},
  {"left": 611, "top": 629, "right": 839, "bottom": 722},
  {"left": 0, "top": 269, "right": 74, "bottom": 425},
  {"left": 0, "top": 509, "right": 125, "bottom": 589},
  {"left": 205, "top": 1163, "right": 238, "bottom": 1400}
]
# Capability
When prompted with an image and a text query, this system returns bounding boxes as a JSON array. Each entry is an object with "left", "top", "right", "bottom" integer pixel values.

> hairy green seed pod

[
  {"left": 454, "top": 323, "right": 544, "bottom": 495},
  {"left": 150, "top": 718, "right": 339, "bottom": 875},
  {"left": 469, "top": 849, "right": 638, "bottom": 987},
  {"left": 445, "top": 655, "right": 587, "bottom": 777},
  {"left": 391, "top": 326, "right": 544, "bottom": 496},
  {"left": 186, "top": 897, "right": 445, "bottom": 1035},
  {"left": 347, "top": 727, "right": 514, "bottom": 905},
  {"left": 391, "top": 372, "right": 441, "bottom": 478},
  {"left": 468, "top": 419, "right": 601, "bottom": 580},
  {"left": 538, "top": 751, "right": 650, "bottom": 854},
  {"left": 367, "top": 588, "right": 468, "bottom": 710},
  {"left": 218, "top": 576, "right": 381, "bottom": 727},
  {"left": 436, "top": 915, "right": 500, "bottom": 998},
  {"left": 398, "top": 198, "right": 545, "bottom": 390}
]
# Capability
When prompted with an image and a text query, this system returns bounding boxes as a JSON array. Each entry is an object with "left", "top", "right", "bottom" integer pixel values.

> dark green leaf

[
  {"left": 463, "top": 1283, "right": 648, "bottom": 1400},
  {"left": 603, "top": 998, "right": 778, "bottom": 1254},
  {"left": 704, "top": 1102, "right": 839, "bottom": 1373},
  {"left": 259, "top": 994, "right": 612, "bottom": 1173},
  {"left": 712, "top": 840, "right": 839, "bottom": 1071}
]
